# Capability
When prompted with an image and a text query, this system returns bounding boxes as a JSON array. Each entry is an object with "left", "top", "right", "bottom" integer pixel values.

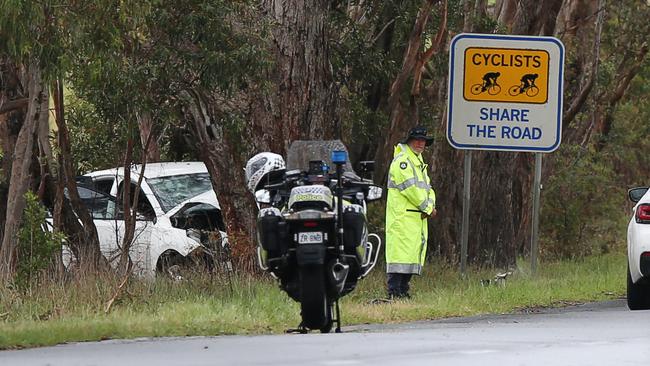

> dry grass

[{"left": 0, "top": 253, "right": 626, "bottom": 349}]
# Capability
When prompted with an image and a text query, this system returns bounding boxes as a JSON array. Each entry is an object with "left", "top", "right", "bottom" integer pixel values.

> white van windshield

[{"left": 147, "top": 173, "right": 213, "bottom": 212}]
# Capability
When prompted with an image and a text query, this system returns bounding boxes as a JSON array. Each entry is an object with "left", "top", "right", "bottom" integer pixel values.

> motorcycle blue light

[{"left": 331, "top": 150, "right": 347, "bottom": 164}]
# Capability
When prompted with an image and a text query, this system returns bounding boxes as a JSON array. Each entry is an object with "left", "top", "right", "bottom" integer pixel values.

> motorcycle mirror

[
  {"left": 366, "top": 186, "right": 383, "bottom": 201},
  {"left": 255, "top": 189, "right": 271, "bottom": 204},
  {"left": 359, "top": 161, "right": 375, "bottom": 173},
  {"left": 358, "top": 160, "right": 375, "bottom": 180}
]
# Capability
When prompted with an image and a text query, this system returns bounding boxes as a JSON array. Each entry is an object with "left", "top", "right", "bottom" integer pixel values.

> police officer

[{"left": 385, "top": 126, "right": 437, "bottom": 299}]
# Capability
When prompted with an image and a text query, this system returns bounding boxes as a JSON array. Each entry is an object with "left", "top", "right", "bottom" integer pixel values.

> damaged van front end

[{"left": 76, "top": 162, "right": 232, "bottom": 278}]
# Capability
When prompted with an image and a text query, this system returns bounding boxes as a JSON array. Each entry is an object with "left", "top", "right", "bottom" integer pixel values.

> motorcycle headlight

[
  {"left": 255, "top": 189, "right": 271, "bottom": 204},
  {"left": 367, "top": 186, "right": 383, "bottom": 201}
]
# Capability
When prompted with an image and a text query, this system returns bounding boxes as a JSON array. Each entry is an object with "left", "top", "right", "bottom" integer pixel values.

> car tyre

[
  {"left": 157, "top": 251, "right": 191, "bottom": 280},
  {"left": 627, "top": 266, "right": 650, "bottom": 310}
]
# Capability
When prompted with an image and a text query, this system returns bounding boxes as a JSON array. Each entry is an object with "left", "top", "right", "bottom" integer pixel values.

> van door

[{"left": 113, "top": 181, "right": 155, "bottom": 275}]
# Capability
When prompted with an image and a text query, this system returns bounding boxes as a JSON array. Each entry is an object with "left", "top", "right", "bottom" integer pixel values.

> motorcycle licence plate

[{"left": 298, "top": 232, "right": 323, "bottom": 244}]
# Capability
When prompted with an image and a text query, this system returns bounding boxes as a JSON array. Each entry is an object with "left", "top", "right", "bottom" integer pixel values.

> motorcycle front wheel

[{"left": 299, "top": 265, "right": 331, "bottom": 332}]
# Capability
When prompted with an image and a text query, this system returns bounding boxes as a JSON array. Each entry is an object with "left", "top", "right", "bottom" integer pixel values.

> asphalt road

[{"left": 2, "top": 299, "right": 649, "bottom": 366}]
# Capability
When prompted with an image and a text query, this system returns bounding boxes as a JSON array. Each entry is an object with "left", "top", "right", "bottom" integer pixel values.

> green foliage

[
  {"left": 65, "top": 0, "right": 269, "bottom": 162},
  {"left": 330, "top": 1, "right": 456, "bottom": 155},
  {"left": 65, "top": 93, "right": 131, "bottom": 173},
  {"left": 541, "top": 145, "right": 626, "bottom": 259},
  {"left": 604, "top": 59, "right": 650, "bottom": 186},
  {"left": 15, "top": 192, "right": 65, "bottom": 290},
  {"left": 0, "top": 0, "right": 64, "bottom": 72},
  {"left": 329, "top": 2, "right": 400, "bottom": 145}
]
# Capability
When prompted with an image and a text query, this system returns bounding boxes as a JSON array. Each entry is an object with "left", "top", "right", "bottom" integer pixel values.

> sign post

[
  {"left": 460, "top": 150, "right": 471, "bottom": 276},
  {"left": 447, "top": 33, "right": 564, "bottom": 275},
  {"left": 531, "top": 152, "right": 543, "bottom": 274}
]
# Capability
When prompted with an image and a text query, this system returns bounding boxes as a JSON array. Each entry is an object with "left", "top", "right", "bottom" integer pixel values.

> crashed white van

[{"left": 72, "top": 162, "right": 229, "bottom": 277}]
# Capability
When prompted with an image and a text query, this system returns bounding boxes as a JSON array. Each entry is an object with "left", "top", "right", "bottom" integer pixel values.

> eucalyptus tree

[{"left": 0, "top": 0, "right": 112, "bottom": 279}]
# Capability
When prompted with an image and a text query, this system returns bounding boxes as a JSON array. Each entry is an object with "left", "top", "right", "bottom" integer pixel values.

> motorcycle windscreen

[{"left": 286, "top": 140, "right": 356, "bottom": 174}]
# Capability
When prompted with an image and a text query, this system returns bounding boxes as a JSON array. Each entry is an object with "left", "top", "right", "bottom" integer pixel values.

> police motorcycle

[{"left": 245, "top": 140, "right": 382, "bottom": 333}]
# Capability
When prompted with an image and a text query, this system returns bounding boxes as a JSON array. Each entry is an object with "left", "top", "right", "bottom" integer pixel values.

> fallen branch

[{"left": 104, "top": 273, "right": 130, "bottom": 314}]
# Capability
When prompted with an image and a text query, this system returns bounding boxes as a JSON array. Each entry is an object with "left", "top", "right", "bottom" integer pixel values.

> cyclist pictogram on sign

[
  {"left": 470, "top": 72, "right": 502, "bottom": 95},
  {"left": 463, "top": 47, "right": 549, "bottom": 104}
]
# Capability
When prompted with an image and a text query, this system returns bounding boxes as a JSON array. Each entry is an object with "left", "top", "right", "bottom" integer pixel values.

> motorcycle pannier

[
  {"left": 257, "top": 208, "right": 285, "bottom": 256},
  {"left": 342, "top": 204, "right": 365, "bottom": 253}
]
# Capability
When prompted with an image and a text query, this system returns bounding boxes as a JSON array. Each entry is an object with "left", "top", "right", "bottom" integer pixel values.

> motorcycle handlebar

[{"left": 263, "top": 171, "right": 378, "bottom": 197}]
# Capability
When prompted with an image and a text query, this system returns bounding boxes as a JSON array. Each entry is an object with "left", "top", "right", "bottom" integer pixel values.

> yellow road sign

[{"left": 463, "top": 47, "right": 549, "bottom": 104}]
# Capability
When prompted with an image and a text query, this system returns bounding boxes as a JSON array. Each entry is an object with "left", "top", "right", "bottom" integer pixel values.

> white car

[
  {"left": 67, "top": 162, "right": 229, "bottom": 277},
  {"left": 626, "top": 187, "right": 650, "bottom": 310}
]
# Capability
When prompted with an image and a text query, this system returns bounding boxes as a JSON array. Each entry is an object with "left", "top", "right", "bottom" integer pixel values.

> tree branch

[
  {"left": 0, "top": 98, "right": 28, "bottom": 114},
  {"left": 412, "top": 0, "right": 447, "bottom": 97},
  {"left": 387, "top": 0, "right": 437, "bottom": 111},
  {"left": 563, "top": 0, "right": 605, "bottom": 127}
]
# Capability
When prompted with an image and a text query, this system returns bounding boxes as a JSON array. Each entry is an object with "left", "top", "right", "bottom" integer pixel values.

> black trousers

[{"left": 387, "top": 273, "right": 413, "bottom": 296}]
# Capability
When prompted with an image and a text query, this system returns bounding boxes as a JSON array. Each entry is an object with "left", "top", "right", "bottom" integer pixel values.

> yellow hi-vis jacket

[{"left": 385, "top": 143, "right": 436, "bottom": 274}]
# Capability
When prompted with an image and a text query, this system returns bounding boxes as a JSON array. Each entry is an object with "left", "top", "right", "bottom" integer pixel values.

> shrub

[
  {"left": 541, "top": 145, "right": 625, "bottom": 259},
  {"left": 15, "top": 191, "right": 66, "bottom": 290}
]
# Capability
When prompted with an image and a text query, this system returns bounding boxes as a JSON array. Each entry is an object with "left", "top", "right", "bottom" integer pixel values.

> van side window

[
  {"left": 93, "top": 178, "right": 115, "bottom": 195},
  {"left": 72, "top": 186, "right": 115, "bottom": 219},
  {"left": 116, "top": 182, "right": 156, "bottom": 221}
]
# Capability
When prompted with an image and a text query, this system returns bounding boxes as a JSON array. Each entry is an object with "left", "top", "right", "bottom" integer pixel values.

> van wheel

[{"left": 157, "top": 251, "right": 187, "bottom": 280}]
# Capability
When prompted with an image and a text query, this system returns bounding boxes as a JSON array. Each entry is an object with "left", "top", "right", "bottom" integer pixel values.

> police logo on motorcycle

[{"left": 400, "top": 162, "right": 407, "bottom": 169}]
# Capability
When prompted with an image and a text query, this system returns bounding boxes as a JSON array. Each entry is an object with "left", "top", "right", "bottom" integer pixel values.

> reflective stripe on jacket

[{"left": 385, "top": 143, "right": 436, "bottom": 274}]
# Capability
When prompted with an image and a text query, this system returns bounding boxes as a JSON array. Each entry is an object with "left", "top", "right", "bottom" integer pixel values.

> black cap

[{"left": 403, "top": 126, "right": 433, "bottom": 146}]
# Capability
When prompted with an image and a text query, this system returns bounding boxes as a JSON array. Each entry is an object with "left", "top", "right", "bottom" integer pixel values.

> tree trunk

[
  {"left": 137, "top": 111, "right": 161, "bottom": 163},
  {"left": 118, "top": 138, "right": 134, "bottom": 275},
  {"left": 374, "top": 0, "right": 443, "bottom": 184},
  {"left": 494, "top": 0, "right": 518, "bottom": 28},
  {"left": 260, "top": 0, "right": 338, "bottom": 146},
  {"left": 182, "top": 89, "right": 258, "bottom": 272},
  {"left": 0, "top": 60, "right": 46, "bottom": 280},
  {"left": 52, "top": 79, "right": 108, "bottom": 274},
  {"left": 464, "top": 0, "right": 487, "bottom": 32},
  {"left": 0, "top": 57, "right": 24, "bottom": 256},
  {"left": 118, "top": 133, "right": 152, "bottom": 275}
]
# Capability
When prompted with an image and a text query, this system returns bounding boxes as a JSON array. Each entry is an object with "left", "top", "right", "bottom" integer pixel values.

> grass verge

[{"left": 0, "top": 253, "right": 626, "bottom": 349}]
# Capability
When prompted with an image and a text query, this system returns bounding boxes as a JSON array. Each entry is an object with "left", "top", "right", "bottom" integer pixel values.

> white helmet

[{"left": 245, "top": 152, "right": 286, "bottom": 194}]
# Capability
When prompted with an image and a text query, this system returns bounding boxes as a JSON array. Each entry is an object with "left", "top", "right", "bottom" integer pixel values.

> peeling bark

[
  {"left": 181, "top": 89, "right": 257, "bottom": 272},
  {"left": 494, "top": 0, "right": 517, "bottom": 28},
  {"left": 0, "top": 60, "right": 45, "bottom": 280},
  {"left": 560, "top": 0, "right": 604, "bottom": 142},
  {"left": 261, "top": 0, "right": 338, "bottom": 146}
]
